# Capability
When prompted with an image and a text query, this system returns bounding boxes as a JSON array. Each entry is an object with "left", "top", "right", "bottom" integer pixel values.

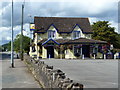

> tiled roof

[
  {"left": 66, "top": 38, "right": 107, "bottom": 44},
  {"left": 37, "top": 39, "right": 70, "bottom": 45},
  {"left": 55, "top": 39, "right": 70, "bottom": 44},
  {"left": 37, "top": 38, "right": 107, "bottom": 45},
  {"left": 34, "top": 17, "right": 93, "bottom": 33}
]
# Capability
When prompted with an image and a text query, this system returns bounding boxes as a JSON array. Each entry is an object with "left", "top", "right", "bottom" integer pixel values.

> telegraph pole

[
  {"left": 28, "top": 14, "right": 32, "bottom": 45},
  {"left": 20, "top": 3, "right": 24, "bottom": 61},
  {"left": 11, "top": 0, "right": 14, "bottom": 68}
]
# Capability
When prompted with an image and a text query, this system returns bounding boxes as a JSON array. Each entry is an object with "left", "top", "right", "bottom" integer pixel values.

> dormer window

[
  {"left": 48, "top": 30, "right": 55, "bottom": 39},
  {"left": 73, "top": 31, "right": 80, "bottom": 39}
]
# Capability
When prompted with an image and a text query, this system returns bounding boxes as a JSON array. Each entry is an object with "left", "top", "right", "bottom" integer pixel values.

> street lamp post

[
  {"left": 20, "top": 3, "right": 24, "bottom": 61},
  {"left": 28, "top": 14, "right": 32, "bottom": 45},
  {"left": 11, "top": 0, "right": 14, "bottom": 68}
]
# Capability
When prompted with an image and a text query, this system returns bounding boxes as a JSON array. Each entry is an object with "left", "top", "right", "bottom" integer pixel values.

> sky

[{"left": 0, "top": 0, "right": 120, "bottom": 45}]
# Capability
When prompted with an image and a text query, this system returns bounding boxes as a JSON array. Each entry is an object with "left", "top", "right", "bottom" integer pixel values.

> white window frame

[
  {"left": 48, "top": 30, "right": 56, "bottom": 39},
  {"left": 72, "top": 31, "right": 80, "bottom": 39}
]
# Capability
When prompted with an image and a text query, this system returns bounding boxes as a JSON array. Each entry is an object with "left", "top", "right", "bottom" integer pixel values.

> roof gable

[
  {"left": 42, "top": 38, "right": 60, "bottom": 45},
  {"left": 73, "top": 24, "right": 80, "bottom": 30},
  {"left": 47, "top": 24, "right": 58, "bottom": 31},
  {"left": 34, "top": 17, "right": 93, "bottom": 34},
  {"left": 72, "top": 24, "right": 83, "bottom": 32}
]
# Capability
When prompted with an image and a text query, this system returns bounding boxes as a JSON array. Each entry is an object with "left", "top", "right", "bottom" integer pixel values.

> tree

[
  {"left": 2, "top": 34, "right": 31, "bottom": 53},
  {"left": 0, "top": 45, "right": 2, "bottom": 51},
  {"left": 91, "top": 21, "right": 120, "bottom": 48},
  {"left": 14, "top": 34, "right": 31, "bottom": 54},
  {"left": 114, "top": 34, "right": 120, "bottom": 49},
  {"left": 2, "top": 41, "right": 11, "bottom": 51}
]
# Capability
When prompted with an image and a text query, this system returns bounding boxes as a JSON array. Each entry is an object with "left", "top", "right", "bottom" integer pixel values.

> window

[
  {"left": 48, "top": 30, "right": 55, "bottom": 38},
  {"left": 32, "top": 46, "right": 36, "bottom": 52},
  {"left": 73, "top": 31, "right": 80, "bottom": 39}
]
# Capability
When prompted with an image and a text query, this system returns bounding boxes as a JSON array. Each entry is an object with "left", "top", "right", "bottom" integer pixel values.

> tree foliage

[
  {"left": 2, "top": 34, "right": 31, "bottom": 53},
  {"left": 114, "top": 34, "right": 120, "bottom": 49},
  {"left": 14, "top": 34, "right": 31, "bottom": 53},
  {"left": 91, "top": 21, "right": 120, "bottom": 49},
  {"left": 0, "top": 45, "right": 2, "bottom": 51},
  {"left": 2, "top": 41, "right": 11, "bottom": 51}
]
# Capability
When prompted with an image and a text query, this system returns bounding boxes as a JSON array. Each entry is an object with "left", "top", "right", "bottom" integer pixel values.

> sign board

[{"left": 30, "top": 23, "right": 35, "bottom": 31}]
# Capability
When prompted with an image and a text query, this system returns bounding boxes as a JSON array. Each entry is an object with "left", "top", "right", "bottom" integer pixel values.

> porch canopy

[{"left": 37, "top": 38, "right": 107, "bottom": 46}]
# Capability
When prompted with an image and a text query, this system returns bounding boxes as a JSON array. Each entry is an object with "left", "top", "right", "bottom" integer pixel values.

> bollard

[
  {"left": 114, "top": 54, "right": 116, "bottom": 59},
  {"left": 94, "top": 54, "right": 96, "bottom": 59},
  {"left": 49, "top": 54, "right": 51, "bottom": 59},
  {"left": 82, "top": 54, "right": 84, "bottom": 59},
  {"left": 60, "top": 54, "right": 62, "bottom": 60},
  {"left": 104, "top": 54, "right": 106, "bottom": 59}
]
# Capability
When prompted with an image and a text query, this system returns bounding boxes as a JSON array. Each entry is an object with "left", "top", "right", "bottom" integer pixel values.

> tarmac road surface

[{"left": 42, "top": 59, "right": 119, "bottom": 88}]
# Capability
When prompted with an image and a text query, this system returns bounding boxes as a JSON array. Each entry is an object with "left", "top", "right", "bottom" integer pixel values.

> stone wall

[{"left": 24, "top": 55, "right": 83, "bottom": 89}]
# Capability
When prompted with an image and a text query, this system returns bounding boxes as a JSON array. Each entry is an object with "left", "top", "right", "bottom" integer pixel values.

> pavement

[
  {"left": 42, "top": 59, "right": 119, "bottom": 88},
  {"left": 1, "top": 52, "right": 41, "bottom": 88}
]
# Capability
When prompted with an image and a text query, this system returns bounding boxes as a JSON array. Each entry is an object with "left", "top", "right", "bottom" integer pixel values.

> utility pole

[
  {"left": 28, "top": 14, "right": 32, "bottom": 45},
  {"left": 11, "top": 0, "right": 14, "bottom": 68},
  {"left": 20, "top": 3, "right": 24, "bottom": 61}
]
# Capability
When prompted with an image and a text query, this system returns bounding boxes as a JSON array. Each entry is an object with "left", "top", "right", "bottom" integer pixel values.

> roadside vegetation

[
  {"left": 92, "top": 21, "right": 120, "bottom": 51},
  {"left": 2, "top": 34, "right": 31, "bottom": 54}
]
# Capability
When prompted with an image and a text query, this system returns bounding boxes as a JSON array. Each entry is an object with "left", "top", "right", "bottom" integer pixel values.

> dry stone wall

[{"left": 24, "top": 55, "right": 83, "bottom": 89}]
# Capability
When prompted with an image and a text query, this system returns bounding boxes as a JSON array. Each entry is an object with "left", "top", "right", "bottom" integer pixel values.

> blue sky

[{"left": 0, "top": 0, "right": 119, "bottom": 45}]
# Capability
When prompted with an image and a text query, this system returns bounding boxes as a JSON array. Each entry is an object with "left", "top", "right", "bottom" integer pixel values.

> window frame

[
  {"left": 72, "top": 31, "right": 80, "bottom": 39},
  {"left": 48, "top": 30, "right": 56, "bottom": 39}
]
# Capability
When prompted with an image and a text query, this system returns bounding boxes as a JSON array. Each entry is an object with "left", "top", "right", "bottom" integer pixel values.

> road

[
  {"left": 42, "top": 59, "right": 118, "bottom": 88},
  {"left": 0, "top": 52, "right": 41, "bottom": 88}
]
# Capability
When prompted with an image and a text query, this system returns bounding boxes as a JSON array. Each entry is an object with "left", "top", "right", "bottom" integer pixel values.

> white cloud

[
  {"left": 17, "top": 23, "right": 31, "bottom": 37},
  {"left": 27, "top": 0, "right": 119, "bottom": 2},
  {"left": 109, "top": 21, "right": 118, "bottom": 33},
  {"left": 118, "top": 23, "right": 120, "bottom": 33},
  {"left": 6, "top": 36, "right": 11, "bottom": 40},
  {"left": 1, "top": 0, "right": 118, "bottom": 27},
  {"left": 0, "top": 27, "right": 11, "bottom": 44},
  {"left": 1, "top": 3, "right": 11, "bottom": 15},
  {"left": 89, "top": 17, "right": 99, "bottom": 24},
  {"left": 0, "top": 23, "right": 31, "bottom": 44},
  {"left": 0, "top": 0, "right": 119, "bottom": 44}
]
